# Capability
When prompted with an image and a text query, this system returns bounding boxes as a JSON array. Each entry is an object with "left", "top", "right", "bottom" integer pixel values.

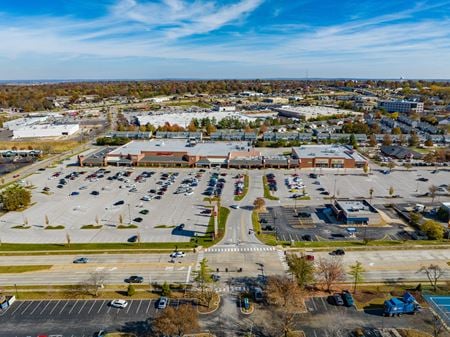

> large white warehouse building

[{"left": 13, "top": 124, "right": 80, "bottom": 139}]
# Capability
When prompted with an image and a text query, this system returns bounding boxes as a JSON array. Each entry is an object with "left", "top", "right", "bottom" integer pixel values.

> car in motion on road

[
  {"left": 73, "top": 257, "right": 89, "bottom": 264},
  {"left": 127, "top": 275, "right": 144, "bottom": 283},
  {"left": 110, "top": 299, "right": 128, "bottom": 308},
  {"left": 157, "top": 296, "right": 168, "bottom": 309},
  {"left": 170, "top": 251, "right": 185, "bottom": 258},
  {"left": 330, "top": 249, "right": 345, "bottom": 256}
]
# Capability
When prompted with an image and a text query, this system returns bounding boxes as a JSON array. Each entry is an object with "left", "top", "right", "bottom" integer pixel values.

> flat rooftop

[
  {"left": 292, "top": 145, "right": 366, "bottom": 161},
  {"left": 336, "top": 200, "right": 377, "bottom": 215},
  {"left": 108, "top": 140, "right": 252, "bottom": 157}
]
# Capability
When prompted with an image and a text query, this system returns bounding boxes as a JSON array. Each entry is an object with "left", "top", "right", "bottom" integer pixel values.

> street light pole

[{"left": 127, "top": 203, "right": 131, "bottom": 224}]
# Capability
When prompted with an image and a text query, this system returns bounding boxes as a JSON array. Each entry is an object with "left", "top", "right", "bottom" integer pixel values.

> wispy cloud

[{"left": 0, "top": 0, "right": 449, "bottom": 78}]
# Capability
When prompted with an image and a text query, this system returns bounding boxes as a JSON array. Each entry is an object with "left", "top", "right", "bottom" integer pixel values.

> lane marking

[
  {"left": 186, "top": 265, "right": 192, "bottom": 283},
  {"left": 68, "top": 300, "right": 79, "bottom": 314},
  {"left": 20, "top": 302, "right": 34, "bottom": 316},
  {"left": 49, "top": 300, "right": 61, "bottom": 315},
  {"left": 78, "top": 300, "right": 88, "bottom": 314},
  {"left": 135, "top": 300, "right": 142, "bottom": 314},
  {"left": 145, "top": 300, "right": 152, "bottom": 314},
  {"left": 39, "top": 301, "right": 52, "bottom": 315},
  {"left": 9, "top": 302, "right": 25, "bottom": 316},
  {"left": 87, "top": 300, "right": 96, "bottom": 314},
  {"left": 97, "top": 300, "right": 106, "bottom": 314},
  {"left": 126, "top": 300, "right": 133, "bottom": 314},
  {"left": 29, "top": 301, "right": 43, "bottom": 315},
  {"left": 59, "top": 301, "right": 69, "bottom": 315}
]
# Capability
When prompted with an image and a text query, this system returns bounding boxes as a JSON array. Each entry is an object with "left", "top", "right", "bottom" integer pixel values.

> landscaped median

[
  {"left": 262, "top": 175, "right": 279, "bottom": 200},
  {"left": 0, "top": 265, "right": 52, "bottom": 273},
  {"left": 194, "top": 206, "right": 230, "bottom": 247},
  {"left": 234, "top": 174, "right": 249, "bottom": 201}
]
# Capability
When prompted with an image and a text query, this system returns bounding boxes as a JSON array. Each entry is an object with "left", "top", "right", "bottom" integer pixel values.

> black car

[
  {"left": 127, "top": 275, "right": 144, "bottom": 283},
  {"left": 332, "top": 293, "right": 344, "bottom": 306},
  {"left": 309, "top": 173, "right": 318, "bottom": 179},
  {"left": 57, "top": 184, "right": 64, "bottom": 189},
  {"left": 330, "top": 249, "right": 345, "bottom": 256},
  {"left": 133, "top": 217, "right": 143, "bottom": 223},
  {"left": 91, "top": 190, "right": 99, "bottom": 196},
  {"left": 417, "top": 177, "right": 429, "bottom": 182},
  {"left": 114, "top": 200, "right": 125, "bottom": 206},
  {"left": 128, "top": 235, "right": 138, "bottom": 243},
  {"left": 302, "top": 234, "right": 312, "bottom": 241}
]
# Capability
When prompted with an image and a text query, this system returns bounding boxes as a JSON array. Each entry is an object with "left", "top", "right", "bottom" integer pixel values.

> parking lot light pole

[{"left": 127, "top": 203, "right": 131, "bottom": 224}]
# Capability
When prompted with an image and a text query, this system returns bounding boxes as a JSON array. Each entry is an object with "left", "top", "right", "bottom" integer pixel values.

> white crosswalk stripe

[
  {"left": 204, "top": 246, "right": 276, "bottom": 253},
  {"left": 277, "top": 250, "right": 289, "bottom": 271}
]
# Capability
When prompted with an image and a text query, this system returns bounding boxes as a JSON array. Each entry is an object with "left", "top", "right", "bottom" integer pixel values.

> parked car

[
  {"left": 302, "top": 234, "right": 312, "bottom": 241},
  {"left": 73, "top": 257, "right": 89, "bottom": 264},
  {"left": 70, "top": 191, "right": 80, "bottom": 196},
  {"left": 332, "top": 293, "right": 344, "bottom": 306},
  {"left": 127, "top": 275, "right": 144, "bottom": 283},
  {"left": 230, "top": 205, "right": 240, "bottom": 209},
  {"left": 114, "top": 200, "right": 125, "bottom": 206},
  {"left": 128, "top": 235, "right": 138, "bottom": 243},
  {"left": 139, "top": 209, "right": 149, "bottom": 215},
  {"left": 110, "top": 299, "right": 128, "bottom": 308},
  {"left": 342, "top": 290, "right": 354, "bottom": 307},
  {"left": 157, "top": 297, "right": 168, "bottom": 309},
  {"left": 91, "top": 190, "right": 99, "bottom": 196}
]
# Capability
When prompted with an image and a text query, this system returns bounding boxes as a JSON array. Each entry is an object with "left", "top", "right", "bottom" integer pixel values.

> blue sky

[{"left": 0, "top": 0, "right": 449, "bottom": 79}]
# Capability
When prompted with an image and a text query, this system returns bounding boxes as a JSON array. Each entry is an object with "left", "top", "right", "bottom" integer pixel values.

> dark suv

[{"left": 127, "top": 275, "right": 144, "bottom": 283}]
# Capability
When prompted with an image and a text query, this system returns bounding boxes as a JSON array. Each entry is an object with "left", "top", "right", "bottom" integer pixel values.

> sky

[{"left": 0, "top": 0, "right": 449, "bottom": 80}]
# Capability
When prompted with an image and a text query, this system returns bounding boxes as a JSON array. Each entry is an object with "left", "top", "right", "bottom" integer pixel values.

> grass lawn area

[
  {"left": 252, "top": 210, "right": 278, "bottom": 246},
  {"left": 0, "top": 242, "right": 197, "bottom": 254},
  {"left": 262, "top": 176, "right": 279, "bottom": 200},
  {"left": 117, "top": 224, "right": 138, "bottom": 229},
  {"left": 397, "top": 329, "right": 432, "bottom": 337},
  {"left": 195, "top": 207, "right": 230, "bottom": 247},
  {"left": 234, "top": 174, "right": 249, "bottom": 201},
  {"left": 44, "top": 225, "right": 65, "bottom": 230},
  {"left": 0, "top": 265, "right": 52, "bottom": 273},
  {"left": 80, "top": 224, "right": 102, "bottom": 229}
]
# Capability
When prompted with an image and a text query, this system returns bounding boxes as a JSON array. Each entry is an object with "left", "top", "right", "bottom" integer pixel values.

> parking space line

[
  {"left": 126, "top": 301, "right": 133, "bottom": 313},
  {"left": 319, "top": 297, "right": 328, "bottom": 310},
  {"left": 59, "top": 300, "right": 69, "bottom": 315},
  {"left": 49, "top": 300, "right": 61, "bottom": 315},
  {"left": 310, "top": 298, "right": 318, "bottom": 311},
  {"left": 97, "top": 300, "right": 106, "bottom": 314},
  {"left": 39, "top": 301, "right": 52, "bottom": 315},
  {"left": 145, "top": 300, "right": 152, "bottom": 313},
  {"left": 20, "top": 302, "right": 34, "bottom": 315},
  {"left": 78, "top": 300, "right": 87, "bottom": 314},
  {"left": 87, "top": 300, "right": 96, "bottom": 314},
  {"left": 9, "top": 301, "right": 25, "bottom": 316},
  {"left": 29, "top": 301, "right": 43, "bottom": 315},
  {"left": 107, "top": 303, "right": 113, "bottom": 313},
  {"left": 68, "top": 300, "right": 79, "bottom": 314},
  {"left": 135, "top": 300, "right": 143, "bottom": 314}
]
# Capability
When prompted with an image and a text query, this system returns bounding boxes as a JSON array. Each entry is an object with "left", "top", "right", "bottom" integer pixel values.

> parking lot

[
  {"left": 0, "top": 298, "right": 196, "bottom": 337},
  {"left": 259, "top": 206, "right": 406, "bottom": 242},
  {"left": 0, "top": 153, "right": 237, "bottom": 243}
]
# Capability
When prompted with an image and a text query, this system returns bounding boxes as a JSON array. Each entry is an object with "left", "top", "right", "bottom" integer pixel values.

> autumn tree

[
  {"left": 253, "top": 197, "right": 266, "bottom": 211},
  {"left": 348, "top": 261, "right": 365, "bottom": 293},
  {"left": 421, "top": 220, "right": 444, "bottom": 240},
  {"left": 419, "top": 264, "right": 444, "bottom": 292},
  {"left": 193, "top": 258, "right": 215, "bottom": 307},
  {"left": 316, "top": 257, "right": 345, "bottom": 292},
  {"left": 382, "top": 134, "right": 392, "bottom": 146},
  {"left": 286, "top": 254, "right": 315, "bottom": 289},
  {"left": 387, "top": 161, "right": 396, "bottom": 171},
  {"left": 0, "top": 184, "right": 31, "bottom": 211},
  {"left": 266, "top": 275, "right": 305, "bottom": 337},
  {"left": 152, "top": 304, "right": 199, "bottom": 337}
]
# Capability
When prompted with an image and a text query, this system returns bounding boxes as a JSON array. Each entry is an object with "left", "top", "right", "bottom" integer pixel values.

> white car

[
  {"left": 170, "top": 251, "right": 185, "bottom": 258},
  {"left": 230, "top": 205, "right": 240, "bottom": 209},
  {"left": 184, "top": 191, "right": 194, "bottom": 196},
  {"left": 110, "top": 299, "right": 128, "bottom": 308}
]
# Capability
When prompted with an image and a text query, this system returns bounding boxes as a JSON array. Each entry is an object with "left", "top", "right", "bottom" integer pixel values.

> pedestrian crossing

[
  {"left": 277, "top": 249, "right": 289, "bottom": 271},
  {"left": 204, "top": 246, "right": 276, "bottom": 253}
]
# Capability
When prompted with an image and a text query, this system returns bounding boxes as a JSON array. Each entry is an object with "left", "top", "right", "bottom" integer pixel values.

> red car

[{"left": 13, "top": 174, "right": 20, "bottom": 178}]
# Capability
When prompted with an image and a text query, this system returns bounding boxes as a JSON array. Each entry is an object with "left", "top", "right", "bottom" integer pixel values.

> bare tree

[
  {"left": 44, "top": 214, "right": 49, "bottom": 226},
  {"left": 266, "top": 275, "right": 304, "bottom": 337},
  {"left": 316, "top": 257, "right": 346, "bottom": 292},
  {"left": 419, "top": 264, "right": 444, "bottom": 292},
  {"left": 369, "top": 187, "right": 374, "bottom": 203},
  {"left": 428, "top": 185, "right": 438, "bottom": 204},
  {"left": 79, "top": 271, "right": 106, "bottom": 297},
  {"left": 65, "top": 233, "right": 71, "bottom": 247},
  {"left": 152, "top": 304, "right": 199, "bottom": 337},
  {"left": 431, "top": 313, "right": 445, "bottom": 337}
]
